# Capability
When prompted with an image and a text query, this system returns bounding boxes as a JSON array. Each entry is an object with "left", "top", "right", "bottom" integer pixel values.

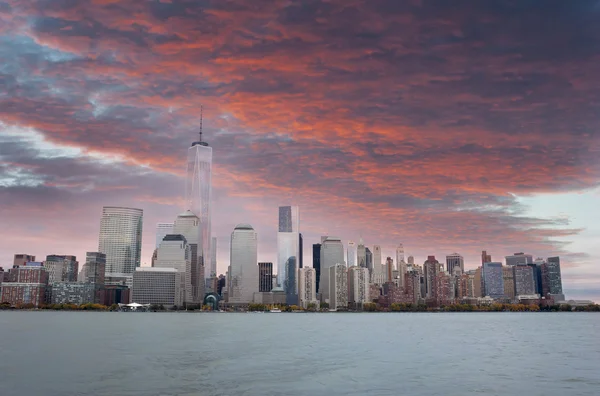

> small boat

[{"left": 270, "top": 308, "right": 282, "bottom": 313}]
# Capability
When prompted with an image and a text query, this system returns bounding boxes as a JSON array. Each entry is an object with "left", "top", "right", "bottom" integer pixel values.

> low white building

[
  {"left": 298, "top": 267, "right": 318, "bottom": 309},
  {"left": 132, "top": 267, "right": 181, "bottom": 307}
]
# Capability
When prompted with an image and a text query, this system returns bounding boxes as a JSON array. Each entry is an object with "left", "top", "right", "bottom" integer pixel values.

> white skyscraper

[
  {"left": 347, "top": 241, "right": 357, "bottom": 268},
  {"left": 329, "top": 264, "right": 348, "bottom": 310},
  {"left": 229, "top": 224, "right": 259, "bottom": 304},
  {"left": 319, "top": 236, "right": 344, "bottom": 303},
  {"left": 371, "top": 245, "right": 386, "bottom": 284},
  {"left": 98, "top": 206, "right": 143, "bottom": 288},
  {"left": 298, "top": 267, "right": 317, "bottom": 309},
  {"left": 276, "top": 206, "right": 300, "bottom": 299},
  {"left": 173, "top": 210, "right": 203, "bottom": 303},
  {"left": 373, "top": 245, "right": 382, "bottom": 268},
  {"left": 396, "top": 244, "right": 407, "bottom": 288},
  {"left": 155, "top": 223, "right": 174, "bottom": 249},
  {"left": 348, "top": 266, "right": 370, "bottom": 307},
  {"left": 185, "top": 111, "right": 212, "bottom": 282},
  {"left": 154, "top": 234, "right": 193, "bottom": 304}
]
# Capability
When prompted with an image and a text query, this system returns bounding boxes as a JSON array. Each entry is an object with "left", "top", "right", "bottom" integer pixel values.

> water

[{"left": 0, "top": 312, "right": 598, "bottom": 396}]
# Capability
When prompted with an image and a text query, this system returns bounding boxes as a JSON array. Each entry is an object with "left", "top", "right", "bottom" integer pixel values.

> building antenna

[{"left": 199, "top": 104, "right": 203, "bottom": 142}]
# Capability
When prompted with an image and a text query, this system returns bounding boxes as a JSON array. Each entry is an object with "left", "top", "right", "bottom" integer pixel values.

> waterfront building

[
  {"left": 258, "top": 262, "right": 273, "bottom": 292},
  {"left": 133, "top": 267, "right": 181, "bottom": 307},
  {"left": 155, "top": 234, "right": 193, "bottom": 304},
  {"left": 546, "top": 257, "right": 563, "bottom": 296},
  {"left": 45, "top": 255, "right": 78, "bottom": 284},
  {"left": 51, "top": 282, "right": 95, "bottom": 305},
  {"left": 185, "top": 117, "right": 212, "bottom": 283},
  {"left": 357, "top": 238, "right": 366, "bottom": 268},
  {"left": 446, "top": 253, "right": 464, "bottom": 274},
  {"left": 313, "top": 244, "right": 321, "bottom": 294},
  {"left": 155, "top": 223, "right": 174, "bottom": 249},
  {"left": 329, "top": 264, "right": 348, "bottom": 310},
  {"left": 1, "top": 262, "right": 49, "bottom": 307},
  {"left": 423, "top": 256, "right": 440, "bottom": 301},
  {"left": 99, "top": 206, "right": 143, "bottom": 289},
  {"left": 505, "top": 252, "right": 533, "bottom": 266},
  {"left": 276, "top": 206, "right": 300, "bottom": 299},
  {"left": 513, "top": 265, "right": 536, "bottom": 297},
  {"left": 101, "top": 285, "right": 130, "bottom": 306},
  {"left": 173, "top": 210, "right": 202, "bottom": 302},
  {"left": 502, "top": 266, "right": 516, "bottom": 300},
  {"left": 348, "top": 266, "right": 369, "bottom": 309},
  {"left": 482, "top": 262, "right": 504, "bottom": 299},
  {"left": 298, "top": 267, "right": 317, "bottom": 309},
  {"left": 229, "top": 224, "right": 259, "bottom": 305},
  {"left": 319, "top": 237, "right": 344, "bottom": 303}
]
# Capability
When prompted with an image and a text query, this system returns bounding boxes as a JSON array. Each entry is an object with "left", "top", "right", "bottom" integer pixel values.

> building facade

[
  {"left": 51, "top": 282, "right": 95, "bottom": 305},
  {"left": 319, "top": 237, "right": 344, "bottom": 303},
  {"left": 133, "top": 267, "right": 181, "bottom": 307},
  {"left": 502, "top": 266, "right": 516, "bottom": 300},
  {"left": 513, "top": 265, "right": 536, "bottom": 296},
  {"left": 276, "top": 206, "right": 300, "bottom": 298},
  {"left": 173, "top": 210, "right": 202, "bottom": 303},
  {"left": 329, "top": 264, "right": 348, "bottom": 310},
  {"left": 155, "top": 222, "right": 174, "bottom": 249},
  {"left": 13, "top": 254, "right": 36, "bottom": 267},
  {"left": 347, "top": 241, "right": 357, "bottom": 268},
  {"left": 446, "top": 253, "right": 464, "bottom": 274},
  {"left": 505, "top": 253, "right": 533, "bottom": 267},
  {"left": 229, "top": 224, "right": 259, "bottom": 305},
  {"left": 357, "top": 239, "right": 366, "bottom": 268},
  {"left": 312, "top": 244, "right": 321, "bottom": 294},
  {"left": 155, "top": 234, "right": 193, "bottom": 304},
  {"left": 298, "top": 267, "right": 317, "bottom": 308},
  {"left": 1, "top": 263, "right": 49, "bottom": 307},
  {"left": 348, "top": 266, "right": 369, "bottom": 308},
  {"left": 482, "top": 262, "right": 504, "bottom": 299},
  {"left": 546, "top": 257, "right": 563, "bottom": 296},
  {"left": 259, "top": 262, "right": 273, "bottom": 292},
  {"left": 396, "top": 245, "right": 406, "bottom": 288},
  {"left": 45, "top": 255, "right": 79, "bottom": 284}
]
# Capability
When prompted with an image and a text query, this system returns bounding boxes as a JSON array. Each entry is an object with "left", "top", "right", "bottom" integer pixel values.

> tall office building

[
  {"left": 99, "top": 206, "right": 143, "bottom": 288},
  {"left": 423, "top": 256, "right": 439, "bottom": 300},
  {"left": 80, "top": 252, "right": 106, "bottom": 285},
  {"left": 446, "top": 253, "right": 464, "bottom": 274},
  {"left": 357, "top": 238, "right": 366, "bottom": 268},
  {"left": 546, "top": 257, "right": 563, "bottom": 296},
  {"left": 299, "top": 233, "right": 303, "bottom": 269},
  {"left": 45, "top": 255, "right": 78, "bottom": 283},
  {"left": 481, "top": 250, "right": 492, "bottom": 264},
  {"left": 482, "top": 262, "right": 504, "bottom": 299},
  {"left": 185, "top": 112, "right": 212, "bottom": 282},
  {"left": 259, "top": 262, "right": 273, "bottom": 292},
  {"left": 313, "top": 244, "right": 322, "bottom": 294},
  {"left": 373, "top": 245, "right": 382, "bottom": 269},
  {"left": 386, "top": 257, "right": 393, "bottom": 282},
  {"left": 513, "top": 265, "right": 536, "bottom": 296},
  {"left": 319, "top": 237, "right": 344, "bottom": 303},
  {"left": 154, "top": 234, "right": 193, "bottom": 304},
  {"left": 329, "top": 263, "right": 348, "bottom": 310},
  {"left": 173, "top": 210, "right": 203, "bottom": 302},
  {"left": 365, "top": 247, "right": 373, "bottom": 271},
  {"left": 347, "top": 241, "right": 357, "bottom": 268},
  {"left": 229, "top": 224, "right": 259, "bottom": 304},
  {"left": 407, "top": 255, "right": 414, "bottom": 265},
  {"left": 505, "top": 253, "right": 533, "bottom": 266},
  {"left": 396, "top": 245, "right": 406, "bottom": 288},
  {"left": 155, "top": 223, "right": 174, "bottom": 249},
  {"left": 298, "top": 267, "right": 317, "bottom": 308},
  {"left": 502, "top": 266, "right": 515, "bottom": 299},
  {"left": 276, "top": 206, "right": 300, "bottom": 296},
  {"left": 348, "top": 266, "right": 369, "bottom": 308}
]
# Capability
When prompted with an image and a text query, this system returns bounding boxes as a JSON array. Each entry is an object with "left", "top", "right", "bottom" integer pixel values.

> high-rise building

[
  {"left": 347, "top": 241, "right": 357, "bottom": 268},
  {"left": 259, "top": 262, "right": 273, "bottom": 292},
  {"left": 423, "top": 256, "right": 439, "bottom": 300},
  {"left": 546, "top": 257, "right": 563, "bottom": 296},
  {"left": 502, "top": 266, "right": 515, "bottom": 300},
  {"left": 13, "top": 254, "right": 35, "bottom": 267},
  {"left": 173, "top": 210, "right": 202, "bottom": 303},
  {"left": 298, "top": 267, "right": 317, "bottom": 308},
  {"left": 505, "top": 253, "right": 533, "bottom": 266},
  {"left": 482, "top": 262, "right": 504, "bottom": 299},
  {"left": 481, "top": 250, "right": 492, "bottom": 264},
  {"left": 80, "top": 252, "right": 106, "bottom": 286},
  {"left": 99, "top": 206, "right": 143, "bottom": 288},
  {"left": 45, "top": 255, "right": 79, "bottom": 284},
  {"left": 407, "top": 255, "right": 414, "bottom": 265},
  {"left": 386, "top": 257, "right": 393, "bottom": 283},
  {"left": 276, "top": 206, "right": 300, "bottom": 296},
  {"left": 133, "top": 267, "right": 182, "bottom": 307},
  {"left": 185, "top": 116, "right": 212, "bottom": 283},
  {"left": 313, "top": 244, "right": 321, "bottom": 294},
  {"left": 348, "top": 266, "right": 369, "bottom": 308},
  {"left": 365, "top": 247, "right": 373, "bottom": 271},
  {"left": 229, "top": 224, "right": 259, "bottom": 304},
  {"left": 155, "top": 223, "right": 174, "bottom": 249},
  {"left": 396, "top": 245, "right": 406, "bottom": 288},
  {"left": 154, "top": 234, "right": 193, "bottom": 305},
  {"left": 373, "top": 245, "right": 382, "bottom": 268},
  {"left": 299, "top": 233, "right": 303, "bottom": 269},
  {"left": 329, "top": 263, "right": 348, "bottom": 310},
  {"left": 513, "top": 265, "right": 536, "bottom": 296},
  {"left": 473, "top": 267, "right": 482, "bottom": 297},
  {"left": 1, "top": 263, "right": 49, "bottom": 307},
  {"left": 446, "top": 253, "right": 464, "bottom": 274},
  {"left": 357, "top": 238, "right": 366, "bottom": 268},
  {"left": 210, "top": 237, "right": 217, "bottom": 279},
  {"left": 319, "top": 237, "right": 344, "bottom": 303}
]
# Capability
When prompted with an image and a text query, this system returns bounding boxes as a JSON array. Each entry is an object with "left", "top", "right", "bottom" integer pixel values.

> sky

[{"left": 0, "top": 0, "right": 599, "bottom": 302}]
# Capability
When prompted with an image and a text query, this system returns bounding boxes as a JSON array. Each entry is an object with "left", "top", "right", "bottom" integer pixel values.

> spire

[{"left": 199, "top": 104, "right": 203, "bottom": 143}]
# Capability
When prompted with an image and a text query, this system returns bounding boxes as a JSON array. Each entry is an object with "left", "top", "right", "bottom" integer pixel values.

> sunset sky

[{"left": 1, "top": 0, "right": 599, "bottom": 301}]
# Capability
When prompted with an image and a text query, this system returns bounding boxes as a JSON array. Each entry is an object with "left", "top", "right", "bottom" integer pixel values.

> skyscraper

[
  {"left": 185, "top": 110, "right": 212, "bottom": 281},
  {"left": 173, "top": 210, "right": 203, "bottom": 302},
  {"left": 329, "top": 263, "right": 348, "bottom": 310},
  {"left": 99, "top": 206, "right": 143, "bottom": 288},
  {"left": 313, "top": 243, "right": 322, "bottom": 294},
  {"left": 319, "top": 237, "right": 344, "bottom": 303},
  {"left": 357, "top": 238, "right": 366, "bottom": 268},
  {"left": 365, "top": 247, "right": 373, "bottom": 270},
  {"left": 482, "top": 262, "right": 504, "bottom": 299},
  {"left": 229, "top": 224, "right": 259, "bottom": 304},
  {"left": 276, "top": 206, "right": 300, "bottom": 295},
  {"left": 546, "top": 257, "right": 563, "bottom": 296},
  {"left": 45, "top": 255, "right": 78, "bottom": 283},
  {"left": 210, "top": 236, "right": 217, "bottom": 283},
  {"left": 298, "top": 267, "right": 317, "bottom": 308},
  {"left": 513, "top": 265, "right": 536, "bottom": 296},
  {"left": 481, "top": 250, "right": 492, "bottom": 264},
  {"left": 347, "top": 241, "right": 357, "bottom": 268},
  {"left": 446, "top": 253, "right": 464, "bottom": 274},
  {"left": 299, "top": 233, "right": 303, "bottom": 269},
  {"left": 259, "top": 262, "right": 273, "bottom": 292},
  {"left": 80, "top": 252, "right": 106, "bottom": 286},
  {"left": 505, "top": 253, "right": 533, "bottom": 266},
  {"left": 407, "top": 255, "right": 414, "bottom": 265},
  {"left": 373, "top": 245, "right": 382, "bottom": 268},
  {"left": 154, "top": 234, "right": 193, "bottom": 304},
  {"left": 396, "top": 245, "right": 406, "bottom": 288},
  {"left": 155, "top": 223, "right": 174, "bottom": 249},
  {"left": 348, "top": 266, "right": 369, "bottom": 308},
  {"left": 423, "top": 256, "right": 439, "bottom": 300}
]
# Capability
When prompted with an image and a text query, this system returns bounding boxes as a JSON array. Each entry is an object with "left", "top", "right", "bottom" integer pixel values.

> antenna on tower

[{"left": 199, "top": 105, "right": 203, "bottom": 142}]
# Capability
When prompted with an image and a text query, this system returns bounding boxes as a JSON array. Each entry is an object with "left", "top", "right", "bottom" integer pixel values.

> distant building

[
  {"left": 155, "top": 234, "right": 193, "bottom": 304},
  {"left": 481, "top": 251, "right": 492, "bottom": 265},
  {"left": 546, "top": 257, "right": 563, "bottom": 296},
  {"left": 45, "top": 255, "right": 79, "bottom": 283},
  {"left": 276, "top": 206, "right": 300, "bottom": 295},
  {"left": 396, "top": 245, "right": 406, "bottom": 287},
  {"left": 502, "top": 266, "right": 515, "bottom": 300},
  {"left": 482, "top": 262, "right": 504, "bottom": 299},
  {"left": 80, "top": 252, "right": 106, "bottom": 286},
  {"left": 319, "top": 237, "right": 344, "bottom": 303},
  {"left": 101, "top": 285, "right": 130, "bottom": 306},
  {"left": 173, "top": 210, "right": 203, "bottom": 303},
  {"left": 13, "top": 254, "right": 36, "bottom": 267},
  {"left": 347, "top": 241, "right": 357, "bottom": 268},
  {"left": 229, "top": 224, "right": 259, "bottom": 305},
  {"left": 446, "top": 253, "right": 464, "bottom": 274},
  {"left": 329, "top": 264, "right": 347, "bottom": 310},
  {"left": 155, "top": 223, "right": 174, "bottom": 249},
  {"left": 505, "top": 253, "right": 533, "bottom": 266},
  {"left": 258, "top": 262, "right": 273, "bottom": 292},
  {"left": 365, "top": 248, "right": 373, "bottom": 272},
  {"left": 513, "top": 265, "right": 536, "bottom": 297},
  {"left": 407, "top": 255, "right": 414, "bottom": 265},
  {"left": 312, "top": 244, "right": 321, "bottom": 294},
  {"left": 405, "top": 270, "right": 421, "bottom": 304},
  {"left": 299, "top": 233, "right": 303, "bottom": 269},
  {"left": 423, "top": 256, "right": 440, "bottom": 301},
  {"left": 298, "top": 267, "right": 317, "bottom": 308},
  {"left": 357, "top": 238, "right": 366, "bottom": 268},
  {"left": 133, "top": 267, "right": 181, "bottom": 307},
  {"left": 1, "top": 263, "right": 49, "bottom": 307},
  {"left": 51, "top": 282, "right": 95, "bottom": 305},
  {"left": 348, "top": 266, "right": 369, "bottom": 308},
  {"left": 473, "top": 267, "right": 483, "bottom": 297}
]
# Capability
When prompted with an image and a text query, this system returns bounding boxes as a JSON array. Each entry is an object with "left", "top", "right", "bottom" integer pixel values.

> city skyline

[{"left": 1, "top": 1, "right": 599, "bottom": 302}]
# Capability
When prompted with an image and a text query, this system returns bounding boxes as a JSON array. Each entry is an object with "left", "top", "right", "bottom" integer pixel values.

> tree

[{"left": 320, "top": 302, "right": 330, "bottom": 310}]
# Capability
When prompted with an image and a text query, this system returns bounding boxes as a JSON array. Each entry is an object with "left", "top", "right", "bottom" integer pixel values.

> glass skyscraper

[
  {"left": 482, "top": 262, "right": 505, "bottom": 298},
  {"left": 319, "top": 236, "right": 344, "bottom": 303},
  {"left": 276, "top": 206, "right": 299, "bottom": 295},
  {"left": 98, "top": 206, "right": 143, "bottom": 286},
  {"left": 546, "top": 256, "right": 563, "bottom": 295},
  {"left": 185, "top": 123, "right": 212, "bottom": 279}
]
